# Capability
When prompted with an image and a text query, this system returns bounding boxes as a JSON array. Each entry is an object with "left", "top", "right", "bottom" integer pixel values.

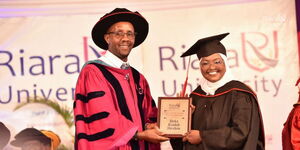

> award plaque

[{"left": 157, "top": 97, "right": 192, "bottom": 137}]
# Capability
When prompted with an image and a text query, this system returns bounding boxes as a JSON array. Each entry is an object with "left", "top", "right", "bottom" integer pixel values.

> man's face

[
  {"left": 200, "top": 53, "right": 226, "bottom": 82},
  {"left": 21, "top": 140, "right": 50, "bottom": 150},
  {"left": 104, "top": 21, "right": 135, "bottom": 62}
]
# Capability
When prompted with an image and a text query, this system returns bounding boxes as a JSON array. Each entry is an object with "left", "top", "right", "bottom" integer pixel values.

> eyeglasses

[
  {"left": 200, "top": 59, "right": 224, "bottom": 67},
  {"left": 107, "top": 31, "right": 136, "bottom": 39}
]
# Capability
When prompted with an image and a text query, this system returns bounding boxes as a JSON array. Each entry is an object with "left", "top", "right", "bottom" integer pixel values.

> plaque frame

[{"left": 157, "top": 97, "right": 192, "bottom": 138}]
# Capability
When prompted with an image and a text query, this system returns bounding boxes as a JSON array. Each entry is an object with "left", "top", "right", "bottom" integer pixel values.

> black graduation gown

[{"left": 171, "top": 80, "right": 265, "bottom": 150}]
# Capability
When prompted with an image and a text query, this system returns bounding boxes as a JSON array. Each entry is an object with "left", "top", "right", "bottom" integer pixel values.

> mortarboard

[
  {"left": 181, "top": 33, "right": 229, "bottom": 59},
  {"left": 10, "top": 128, "right": 51, "bottom": 147}
]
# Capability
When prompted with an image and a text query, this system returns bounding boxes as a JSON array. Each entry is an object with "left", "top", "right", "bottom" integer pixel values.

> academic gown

[
  {"left": 74, "top": 61, "right": 160, "bottom": 150},
  {"left": 282, "top": 103, "right": 300, "bottom": 150},
  {"left": 171, "top": 80, "right": 265, "bottom": 150}
]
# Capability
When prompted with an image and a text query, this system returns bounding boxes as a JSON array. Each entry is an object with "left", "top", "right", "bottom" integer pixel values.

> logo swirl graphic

[{"left": 242, "top": 31, "right": 279, "bottom": 72}]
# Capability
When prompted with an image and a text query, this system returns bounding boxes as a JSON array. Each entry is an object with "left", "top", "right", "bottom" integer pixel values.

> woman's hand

[
  {"left": 182, "top": 130, "right": 201, "bottom": 144},
  {"left": 190, "top": 104, "right": 195, "bottom": 114}
]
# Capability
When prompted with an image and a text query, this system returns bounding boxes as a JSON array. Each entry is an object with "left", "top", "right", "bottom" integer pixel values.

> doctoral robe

[
  {"left": 74, "top": 62, "right": 159, "bottom": 150},
  {"left": 282, "top": 103, "right": 300, "bottom": 150}
]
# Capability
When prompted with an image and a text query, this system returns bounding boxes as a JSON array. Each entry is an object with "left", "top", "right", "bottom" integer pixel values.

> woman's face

[{"left": 200, "top": 53, "right": 226, "bottom": 82}]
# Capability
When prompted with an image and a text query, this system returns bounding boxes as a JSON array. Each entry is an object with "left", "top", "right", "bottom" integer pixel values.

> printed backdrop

[{"left": 0, "top": 0, "right": 299, "bottom": 149}]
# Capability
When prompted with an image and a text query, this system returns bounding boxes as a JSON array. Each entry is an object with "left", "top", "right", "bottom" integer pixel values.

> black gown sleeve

[
  {"left": 170, "top": 138, "right": 184, "bottom": 150},
  {"left": 191, "top": 92, "right": 261, "bottom": 149}
]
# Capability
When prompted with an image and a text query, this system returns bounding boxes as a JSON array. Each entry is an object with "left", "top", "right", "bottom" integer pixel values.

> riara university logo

[
  {"left": 82, "top": 36, "right": 106, "bottom": 61},
  {"left": 241, "top": 31, "right": 279, "bottom": 72}
]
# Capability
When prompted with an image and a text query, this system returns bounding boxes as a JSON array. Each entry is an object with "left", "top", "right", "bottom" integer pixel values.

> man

[
  {"left": 0, "top": 122, "right": 10, "bottom": 150},
  {"left": 282, "top": 77, "right": 300, "bottom": 150},
  {"left": 10, "top": 128, "right": 61, "bottom": 150},
  {"left": 74, "top": 8, "right": 168, "bottom": 150}
]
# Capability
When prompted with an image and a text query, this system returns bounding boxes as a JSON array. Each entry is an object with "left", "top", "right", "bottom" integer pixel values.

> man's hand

[
  {"left": 137, "top": 128, "right": 169, "bottom": 143},
  {"left": 145, "top": 123, "right": 157, "bottom": 130},
  {"left": 182, "top": 130, "right": 201, "bottom": 144}
]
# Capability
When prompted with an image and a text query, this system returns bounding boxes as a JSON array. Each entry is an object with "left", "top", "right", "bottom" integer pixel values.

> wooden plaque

[{"left": 157, "top": 97, "right": 192, "bottom": 138}]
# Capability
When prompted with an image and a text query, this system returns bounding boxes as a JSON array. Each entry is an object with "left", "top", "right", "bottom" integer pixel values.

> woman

[{"left": 171, "top": 33, "right": 265, "bottom": 150}]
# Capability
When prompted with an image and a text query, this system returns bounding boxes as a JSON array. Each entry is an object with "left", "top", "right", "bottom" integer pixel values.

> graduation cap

[
  {"left": 10, "top": 128, "right": 51, "bottom": 147},
  {"left": 181, "top": 33, "right": 229, "bottom": 59}
]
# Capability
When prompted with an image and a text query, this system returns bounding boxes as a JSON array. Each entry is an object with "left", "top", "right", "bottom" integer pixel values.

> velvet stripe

[
  {"left": 76, "top": 112, "right": 109, "bottom": 123},
  {"left": 76, "top": 91, "right": 105, "bottom": 103},
  {"left": 131, "top": 67, "right": 144, "bottom": 150},
  {"left": 151, "top": 99, "right": 156, "bottom": 107},
  {"left": 77, "top": 128, "right": 115, "bottom": 141},
  {"left": 91, "top": 63, "right": 133, "bottom": 121}
]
